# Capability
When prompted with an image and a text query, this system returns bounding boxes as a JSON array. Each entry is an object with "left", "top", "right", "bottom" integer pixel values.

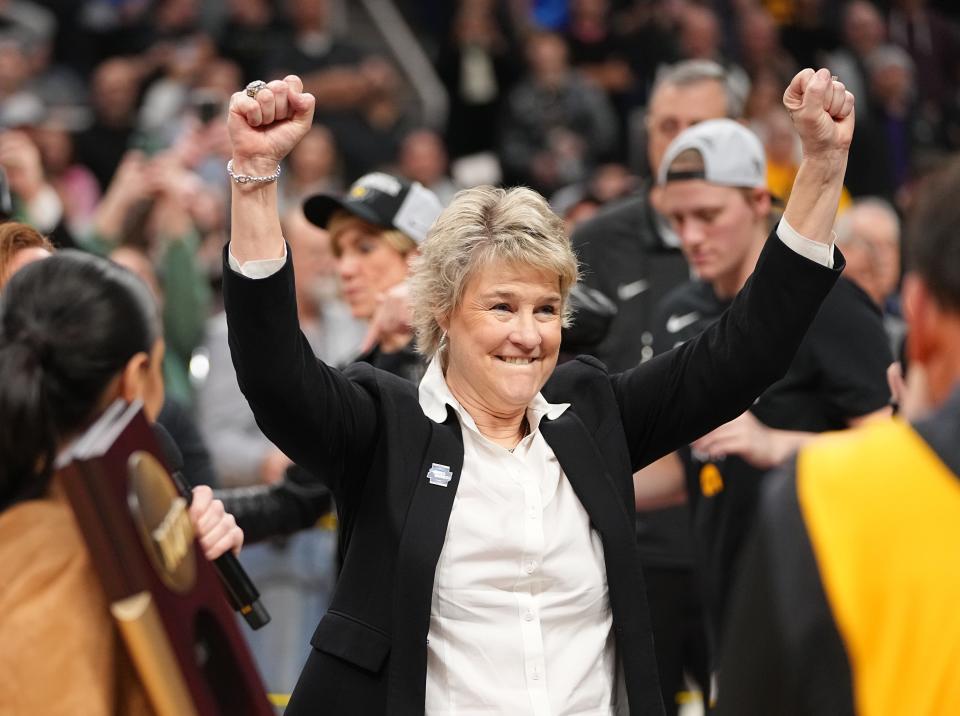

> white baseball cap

[
  {"left": 657, "top": 118, "right": 767, "bottom": 190},
  {"left": 304, "top": 172, "right": 444, "bottom": 245}
]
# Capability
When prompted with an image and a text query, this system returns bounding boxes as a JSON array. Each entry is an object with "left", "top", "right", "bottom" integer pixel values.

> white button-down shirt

[{"left": 419, "top": 359, "right": 628, "bottom": 716}]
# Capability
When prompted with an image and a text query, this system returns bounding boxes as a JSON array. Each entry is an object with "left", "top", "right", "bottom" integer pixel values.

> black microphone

[{"left": 153, "top": 423, "right": 271, "bottom": 630}]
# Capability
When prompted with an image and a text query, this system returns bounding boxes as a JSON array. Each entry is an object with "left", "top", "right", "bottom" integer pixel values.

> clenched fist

[
  {"left": 228, "top": 75, "right": 316, "bottom": 176},
  {"left": 783, "top": 67, "right": 855, "bottom": 159}
]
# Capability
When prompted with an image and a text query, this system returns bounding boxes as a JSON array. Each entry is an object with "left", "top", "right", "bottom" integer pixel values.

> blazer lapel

[
  {"left": 541, "top": 410, "right": 666, "bottom": 716},
  {"left": 388, "top": 407, "right": 464, "bottom": 715},
  {"left": 541, "top": 411, "right": 632, "bottom": 536}
]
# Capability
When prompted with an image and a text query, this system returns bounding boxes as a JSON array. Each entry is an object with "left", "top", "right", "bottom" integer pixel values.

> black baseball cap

[{"left": 303, "top": 172, "right": 444, "bottom": 245}]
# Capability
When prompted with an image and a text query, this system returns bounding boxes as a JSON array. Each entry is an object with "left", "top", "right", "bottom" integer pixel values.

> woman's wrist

[{"left": 230, "top": 155, "right": 282, "bottom": 176}]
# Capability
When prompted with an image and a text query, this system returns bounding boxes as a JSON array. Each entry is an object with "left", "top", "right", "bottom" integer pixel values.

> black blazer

[{"left": 221, "top": 231, "right": 842, "bottom": 715}]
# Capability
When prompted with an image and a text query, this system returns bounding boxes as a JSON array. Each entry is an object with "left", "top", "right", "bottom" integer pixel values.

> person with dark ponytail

[{"left": 0, "top": 250, "right": 241, "bottom": 715}]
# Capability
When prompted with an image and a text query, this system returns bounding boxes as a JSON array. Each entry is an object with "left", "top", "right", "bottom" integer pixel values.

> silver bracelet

[{"left": 227, "top": 159, "right": 281, "bottom": 185}]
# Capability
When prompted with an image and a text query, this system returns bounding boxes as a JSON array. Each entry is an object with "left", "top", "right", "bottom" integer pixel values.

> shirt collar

[{"left": 418, "top": 357, "right": 569, "bottom": 431}]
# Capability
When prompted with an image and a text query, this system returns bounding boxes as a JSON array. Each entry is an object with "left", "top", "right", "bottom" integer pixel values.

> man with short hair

[
  {"left": 835, "top": 197, "right": 905, "bottom": 354},
  {"left": 566, "top": 58, "right": 744, "bottom": 715},
  {"left": 642, "top": 118, "right": 892, "bottom": 672},
  {"left": 718, "top": 156, "right": 960, "bottom": 716}
]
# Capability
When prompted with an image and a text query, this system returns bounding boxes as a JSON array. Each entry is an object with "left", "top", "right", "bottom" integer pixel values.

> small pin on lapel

[{"left": 426, "top": 463, "right": 452, "bottom": 487}]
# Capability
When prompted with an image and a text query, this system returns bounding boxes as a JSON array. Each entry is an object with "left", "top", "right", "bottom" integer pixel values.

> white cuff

[
  {"left": 776, "top": 217, "right": 835, "bottom": 269},
  {"left": 227, "top": 242, "right": 288, "bottom": 279}
]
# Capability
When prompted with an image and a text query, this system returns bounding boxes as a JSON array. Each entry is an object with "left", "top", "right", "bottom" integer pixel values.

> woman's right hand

[
  {"left": 188, "top": 485, "right": 244, "bottom": 560},
  {"left": 227, "top": 75, "right": 316, "bottom": 174}
]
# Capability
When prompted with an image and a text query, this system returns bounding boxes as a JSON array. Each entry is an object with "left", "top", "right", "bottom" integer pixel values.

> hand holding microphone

[{"left": 153, "top": 424, "right": 271, "bottom": 630}]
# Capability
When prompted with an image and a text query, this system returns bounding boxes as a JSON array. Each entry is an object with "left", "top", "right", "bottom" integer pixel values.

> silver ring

[
  {"left": 831, "top": 74, "right": 839, "bottom": 82},
  {"left": 245, "top": 80, "right": 267, "bottom": 99}
]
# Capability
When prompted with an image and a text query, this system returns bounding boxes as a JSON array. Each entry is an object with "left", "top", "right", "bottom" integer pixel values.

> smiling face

[
  {"left": 332, "top": 218, "right": 412, "bottom": 319},
  {"left": 443, "top": 260, "right": 563, "bottom": 416}
]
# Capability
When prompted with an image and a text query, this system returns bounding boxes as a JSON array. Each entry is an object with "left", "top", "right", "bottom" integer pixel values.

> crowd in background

[{"left": 2, "top": 0, "right": 959, "bottom": 707}]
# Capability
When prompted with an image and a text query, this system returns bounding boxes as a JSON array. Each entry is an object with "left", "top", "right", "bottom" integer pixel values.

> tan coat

[{"left": 0, "top": 479, "right": 154, "bottom": 716}]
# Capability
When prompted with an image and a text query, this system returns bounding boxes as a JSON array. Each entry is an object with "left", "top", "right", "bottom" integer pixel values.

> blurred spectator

[
  {"left": 280, "top": 124, "right": 343, "bottom": 215},
  {"left": 150, "top": 0, "right": 203, "bottom": 40},
  {"left": 266, "top": 0, "right": 369, "bottom": 113},
  {"left": 31, "top": 116, "right": 101, "bottom": 237},
  {"left": 324, "top": 56, "right": 413, "bottom": 181},
  {"left": 436, "top": 0, "right": 519, "bottom": 159},
  {"left": 565, "top": 0, "right": 634, "bottom": 97},
  {"left": 888, "top": 0, "right": 960, "bottom": 113},
  {"left": 0, "top": 0, "right": 55, "bottom": 50},
  {"left": 0, "top": 220, "right": 52, "bottom": 286},
  {"left": 864, "top": 44, "right": 924, "bottom": 196},
  {"left": 779, "top": 0, "right": 840, "bottom": 70},
  {"left": 0, "top": 37, "right": 33, "bottom": 103},
  {"left": 678, "top": 3, "right": 750, "bottom": 103},
  {"left": 74, "top": 56, "right": 145, "bottom": 191},
  {"left": 550, "top": 161, "right": 636, "bottom": 222},
  {"left": 499, "top": 30, "right": 618, "bottom": 194},
  {"left": 137, "top": 33, "right": 219, "bottom": 138},
  {"left": 743, "top": 66, "right": 788, "bottom": 120},
  {"left": 398, "top": 128, "right": 459, "bottom": 205},
  {"left": 217, "top": 0, "right": 287, "bottom": 83},
  {"left": 753, "top": 106, "right": 853, "bottom": 211},
  {"left": 88, "top": 149, "right": 211, "bottom": 406},
  {"left": 736, "top": 6, "right": 796, "bottom": 84},
  {"left": 835, "top": 197, "right": 906, "bottom": 352},
  {"left": 0, "top": 129, "right": 71, "bottom": 242},
  {"left": 843, "top": 40, "right": 918, "bottom": 201},
  {"left": 824, "top": 0, "right": 887, "bottom": 117},
  {"left": 613, "top": 0, "right": 684, "bottom": 108}
]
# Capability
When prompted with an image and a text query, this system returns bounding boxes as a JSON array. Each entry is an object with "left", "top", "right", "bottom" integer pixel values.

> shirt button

[
  {"left": 528, "top": 507, "right": 538, "bottom": 519},
  {"left": 524, "top": 611, "right": 535, "bottom": 622},
  {"left": 526, "top": 561, "right": 537, "bottom": 574}
]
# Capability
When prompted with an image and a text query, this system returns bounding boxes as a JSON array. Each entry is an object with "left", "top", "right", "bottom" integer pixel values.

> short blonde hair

[
  {"left": 410, "top": 185, "right": 579, "bottom": 358},
  {"left": 327, "top": 210, "right": 418, "bottom": 258}
]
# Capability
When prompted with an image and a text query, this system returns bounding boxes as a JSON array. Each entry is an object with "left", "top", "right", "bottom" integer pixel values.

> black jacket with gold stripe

[{"left": 717, "top": 387, "right": 960, "bottom": 715}]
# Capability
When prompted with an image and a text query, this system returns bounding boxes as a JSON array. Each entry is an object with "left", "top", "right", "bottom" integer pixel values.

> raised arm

[
  {"left": 222, "top": 77, "right": 378, "bottom": 492},
  {"left": 614, "top": 68, "right": 854, "bottom": 470},
  {"left": 781, "top": 68, "right": 855, "bottom": 246},
  {"left": 227, "top": 76, "right": 314, "bottom": 263}
]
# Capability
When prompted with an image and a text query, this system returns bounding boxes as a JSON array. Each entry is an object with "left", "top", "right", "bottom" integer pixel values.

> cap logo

[{"left": 353, "top": 172, "right": 403, "bottom": 197}]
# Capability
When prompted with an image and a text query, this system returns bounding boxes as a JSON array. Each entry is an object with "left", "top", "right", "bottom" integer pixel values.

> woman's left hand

[
  {"left": 228, "top": 75, "right": 315, "bottom": 170},
  {"left": 188, "top": 485, "right": 244, "bottom": 560}
]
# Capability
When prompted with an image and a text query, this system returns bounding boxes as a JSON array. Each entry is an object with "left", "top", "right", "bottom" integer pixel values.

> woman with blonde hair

[
  {"left": 302, "top": 170, "right": 443, "bottom": 381},
  {"left": 214, "top": 69, "right": 854, "bottom": 714}
]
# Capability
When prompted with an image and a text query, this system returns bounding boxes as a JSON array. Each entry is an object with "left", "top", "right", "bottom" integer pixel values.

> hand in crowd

[
  {"left": 690, "top": 411, "right": 799, "bottom": 470},
  {"left": 102, "top": 150, "right": 152, "bottom": 205},
  {"left": 228, "top": 75, "right": 316, "bottom": 172},
  {"left": 782, "top": 67, "right": 855, "bottom": 157},
  {"left": 0, "top": 130, "right": 47, "bottom": 201},
  {"left": 360, "top": 280, "right": 415, "bottom": 355},
  {"left": 260, "top": 448, "right": 293, "bottom": 486},
  {"left": 188, "top": 484, "right": 244, "bottom": 560},
  {"left": 170, "top": 115, "right": 232, "bottom": 170}
]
